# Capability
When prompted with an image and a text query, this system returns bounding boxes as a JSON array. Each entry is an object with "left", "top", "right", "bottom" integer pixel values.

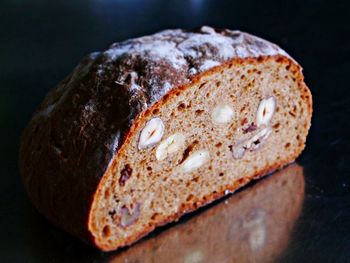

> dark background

[{"left": 1, "top": 0, "right": 350, "bottom": 262}]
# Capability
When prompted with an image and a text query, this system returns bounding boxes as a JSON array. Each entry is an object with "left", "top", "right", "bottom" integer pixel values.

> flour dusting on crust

[
  {"left": 37, "top": 26, "right": 290, "bottom": 118},
  {"left": 98, "top": 26, "right": 290, "bottom": 106}
]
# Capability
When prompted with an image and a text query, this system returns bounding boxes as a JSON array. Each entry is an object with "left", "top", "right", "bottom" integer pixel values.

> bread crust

[{"left": 19, "top": 26, "right": 312, "bottom": 250}]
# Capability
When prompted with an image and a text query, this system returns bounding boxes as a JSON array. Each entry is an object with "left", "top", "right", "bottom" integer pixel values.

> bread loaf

[
  {"left": 109, "top": 164, "right": 305, "bottom": 263},
  {"left": 19, "top": 26, "right": 312, "bottom": 251}
]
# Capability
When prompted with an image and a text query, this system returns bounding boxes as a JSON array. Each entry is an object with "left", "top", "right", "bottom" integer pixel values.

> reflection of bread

[{"left": 108, "top": 164, "right": 304, "bottom": 263}]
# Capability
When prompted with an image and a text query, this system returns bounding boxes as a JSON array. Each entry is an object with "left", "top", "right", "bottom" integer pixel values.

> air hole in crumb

[
  {"left": 152, "top": 108, "right": 159, "bottom": 115},
  {"left": 240, "top": 74, "right": 245, "bottom": 80},
  {"left": 186, "top": 194, "right": 195, "bottom": 202},
  {"left": 178, "top": 103, "right": 186, "bottom": 110},
  {"left": 175, "top": 91, "right": 180, "bottom": 96},
  {"left": 170, "top": 112, "right": 175, "bottom": 117},
  {"left": 289, "top": 111, "right": 296, "bottom": 117},
  {"left": 151, "top": 213, "right": 160, "bottom": 220},
  {"left": 238, "top": 178, "right": 245, "bottom": 184},
  {"left": 108, "top": 210, "right": 116, "bottom": 218},
  {"left": 104, "top": 188, "right": 110, "bottom": 199},
  {"left": 285, "top": 142, "right": 291, "bottom": 148},
  {"left": 208, "top": 166, "right": 212, "bottom": 170},
  {"left": 296, "top": 135, "right": 300, "bottom": 140},
  {"left": 198, "top": 82, "right": 207, "bottom": 89},
  {"left": 102, "top": 225, "right": 111, "bottom": 237},
  {"left": 147, "top": 166, "right": 152, "bottom": 171},
  {"left": 216, "top": 151, "right": 221, "bottom": 157},
  {"left": 192, "top": 177, "right": 199, "bottom": 183},
  {"left": 276, "top": 107, "right": 280, "bottom": 113},
  {"left": 195, "top": 109, "right": 204, "bottom": 115},
  {"left": 215, "top": 142, "right": 222, "bottom": 148},
  {"left": 216, "top": 81, "right": 221, "bottom": 87},
  {"left": 219, "top": 172, "right": 224, "bottom": 177},
  {"left": 240, "top": 106, "right": 246, "bottom": 113},
  {"left": 272, "top": 123, "right": 280, "bottom": 129},
  {"left": 205, "top": 92, "right": 210, "bottom": 98}
]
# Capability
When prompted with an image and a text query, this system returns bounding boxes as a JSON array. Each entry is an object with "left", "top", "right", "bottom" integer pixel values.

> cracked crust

[{"left": 19, "top": 26, "right": 312, "bottom": 250}]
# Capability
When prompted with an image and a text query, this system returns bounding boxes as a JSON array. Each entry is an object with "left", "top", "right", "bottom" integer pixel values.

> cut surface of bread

[
  {"left": 90, "top": 56, "right": 311, "bottom": 250},
  {"left": 19, "top": 26, "right": 312, "bottom": 251},
  {"left": 109, "top": 164, "right": 305, "bottom": 263}
]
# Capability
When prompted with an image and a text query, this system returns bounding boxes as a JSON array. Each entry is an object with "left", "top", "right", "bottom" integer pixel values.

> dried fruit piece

[
  {"left": 120, "top": 203, "right": 141, "bottom": 228},
  {"left": 211, "top": 104, "right": 234, "bottom": 124},
  {"left": 156, "top": 133, "right": 185, "bottom": 161},
  {"left": 138, "top": 118, "right": 165, "bottom": 149},
  {"left": 247, "top": 128, "right": 272, "bottom": 151},
  {"left": 243, "top": 123, "right": 258, "bottom": 134},
  {"left": 118, "top": 164, "right": 133, "bottom": 186},
  {"left": 232, "top": 128, "right": 272, "bottom": 159},
  {"left": 256, "top": 97, "right": 276, "bottom": 127},
  {"left": 182, "top": 150, "right": 209, "bottom": 173},
  {"left": 233, "top": 145, "right": 246, "bottom": 159}
]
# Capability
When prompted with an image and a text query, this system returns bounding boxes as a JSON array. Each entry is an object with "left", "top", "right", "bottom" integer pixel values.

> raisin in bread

[
  {"left": 19, "top": 26, "right": 312, "bottom": 251},
  {"left": 109, "top": 164, "right": 305, "bottom": 263}
]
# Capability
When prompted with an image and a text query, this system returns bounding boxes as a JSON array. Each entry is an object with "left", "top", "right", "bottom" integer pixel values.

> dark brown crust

[{"left": 19, "top": 27, "right": 312, "bottom": 250}]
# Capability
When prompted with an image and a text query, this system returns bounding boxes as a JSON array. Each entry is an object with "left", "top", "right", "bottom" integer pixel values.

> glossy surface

[{"left": 1, "top": 0, "right": 349, "bottom": 262}]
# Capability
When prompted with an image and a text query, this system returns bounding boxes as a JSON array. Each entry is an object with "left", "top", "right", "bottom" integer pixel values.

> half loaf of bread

[{"left": 20, "top": 26, "right": 312, "bottom": 251}]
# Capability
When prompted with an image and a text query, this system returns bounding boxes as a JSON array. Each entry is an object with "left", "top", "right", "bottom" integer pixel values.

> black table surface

[{"left": 1, "top": 0, "right": 350, "bottom": 262}]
